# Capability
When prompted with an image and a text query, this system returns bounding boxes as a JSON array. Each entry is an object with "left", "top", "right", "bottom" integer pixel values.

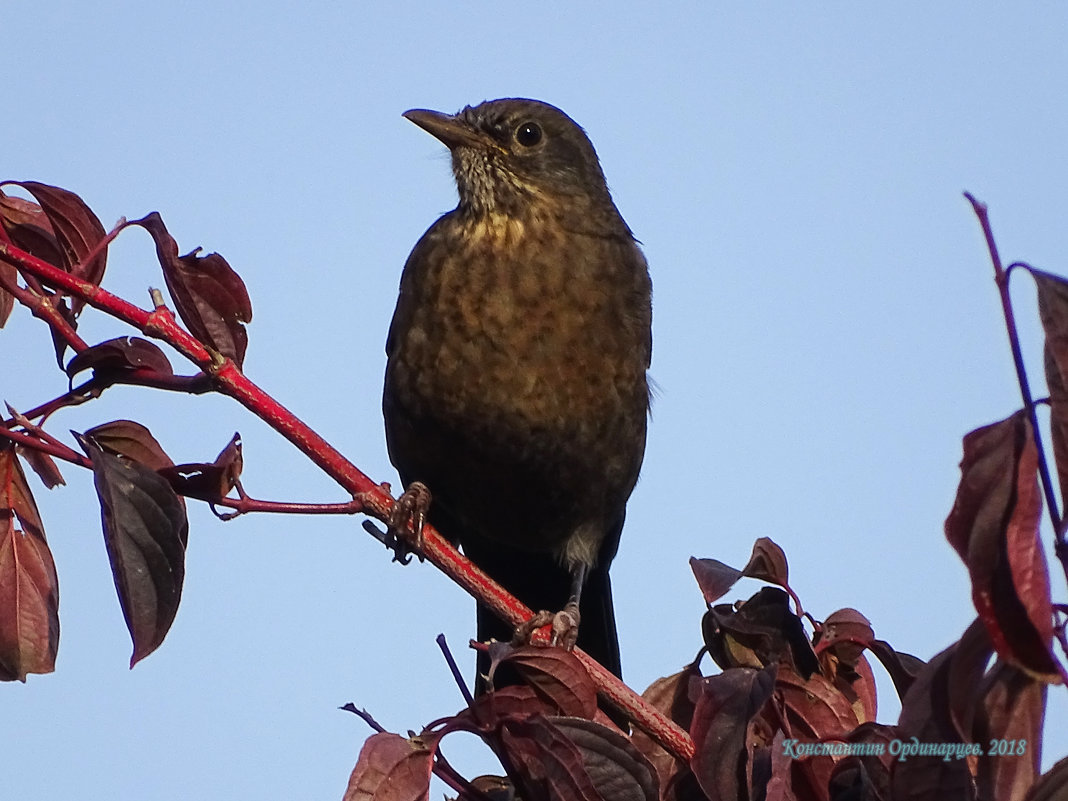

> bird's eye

[{"left": 515, "top": 122, "right": 543, "bottom": 147}]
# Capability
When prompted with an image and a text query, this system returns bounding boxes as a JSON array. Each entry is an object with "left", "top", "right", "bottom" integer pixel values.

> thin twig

[{"left": 964, "top": 193, "right": 1062, "bottom": 533}]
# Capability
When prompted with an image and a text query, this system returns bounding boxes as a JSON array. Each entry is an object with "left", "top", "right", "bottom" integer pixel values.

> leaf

[
  {"left": 342, "top": 731, "right": 434, "bottom": 801},
  {"left": 83, "top": 419, "right": 176, "bottom": 473},
  {"left": 0, "top": 189, "right": 64, "bottom": 269},
  {"left": 77, "top": 434, "right": 187, "bottom": 667},
  {"left": 688, "top": 665, "right": 776, "bottom": 801},
  {"left": 1033, "top": 268, "right": 1068, "bottom": 505},
  {"left": 0, "top": 446, "right": 58, "bottom": 680},
  {"left": 1023, "top": 754, "right": 1068, "bottom": 801},
  {"left": 0, "top": 257, "right": 14, "bottom": 328},
  {"left": 0, "top": 443, "right": 47, "bottom": 539},
  {"left": 0, "top": 517, "right": 59, "bottom": 681},
  {"left": 132, "top": 212, "right": 252, "bottom": 367},
  {"left": 973, "top": 662, "right": 1046, "bottom": 801},
  {"left": 892, "top": 641, "right": 976, "bottom": 801},
  {"left": 17, "top": 446, "right": 66, "bottom": 489},
  {"left": 490, "top": 644, "right": 599, "bottom": 720},
  {"left": 741, "top": 537, "right": 790, "bottom": 587},
  {"left": 631, "top": 665, "right": 702, "bottom": 799},
  {"left": 689, "top": 556, "right": 743, "bottom": 606},
  {"left": 702, "top": 587, "right": 818, "bottom": 678},
  {"left": 498, "top": 715, "right": 604, "bottom": 801},
  {"left": 66, "top": 336, "right": 173, "bottom": 383},
  {"left": 158, "top": 433, "right": 242, "bottom": 503},
  {"left": 550, "top": 717, "right": 659, "bottom": 801},
  {"left": 944, "top": 411, "right": 1058, "bottom": 679},
  {"left": 867, "top": 638, "right": 925, "bottom": 700},
  {"left": 9, "top": 182, "right": 107, "bottom": 315}
]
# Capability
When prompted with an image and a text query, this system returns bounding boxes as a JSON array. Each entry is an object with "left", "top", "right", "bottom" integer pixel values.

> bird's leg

[
  {"left": 385, "top": 481, "right": 432, "bottom": 562},
  {"left": 510, "top": 562, "right": 587, "bottom": 651},
  {"left": 550, "top": 561, "right": 587, "bottom": 651}
]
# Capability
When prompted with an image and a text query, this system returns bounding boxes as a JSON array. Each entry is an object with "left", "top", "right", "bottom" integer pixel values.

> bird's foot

[
  {"left": 511, "top": 602, "right": 581, "bottom": 652},
  {"left": 551, "top": 600, "right": 581, "bottom": 651},
  {"left": 385, "top": 481, "right": 432, "bottom": 563}
]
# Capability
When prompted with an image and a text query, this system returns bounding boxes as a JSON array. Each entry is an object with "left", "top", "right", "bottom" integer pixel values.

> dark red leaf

[
  {"left": 631, "top": 665, "right": 703, "bottom": 799},
  {"left": 0, "top": 444, "right": 46, "bottom": 540},
  {"left": 490, "top": 645, "right": 599, "bottom": 720},
  {"left": 945, "top": 411, "right": 1057, "bottom": 679},
  {"left": 689, "top": 556, "right": 743, "bottom": 605},
  {"left": 776, "top": 664, "right": 862, "bottom": 739},
  {"left": 78, "top": 434, "right": 187, "bottom": 667},
  {"left": 550, "top": 717, "right": 659, "bottom": 801},
  {"left": 0, "top": 516, "right": 59, "bottom": 681},
  {"left": 974, "top": 662, "right": 1045, "bottom": 801},
  {"left": 774, "top": 663, "right": 868, "bottom": 797},
  {"left": 464, "top": 684, "right": 559, "bottom": 727},
  {"left": 16, "top": 446, "right": 66, "bottom": 489},
  {"left": 342, "top": 731, "right": 434, "bottom": 801},
  {"left": 689, "top": 666, "right": 776, "bottom": 801},
  {"left": 498, "top": 715, "right": 603, "bottom": 801},
  {"left": 867, "top": 638, "right": 924, "bottom": 700},
  {"left": 702, "top": 587, "right": 819, "bottom": 678},
  {"left": 84, "top": 420, "right": 176, "bottom": 473},
  {"left": 158, "top": 433, "right": 242, "bottom": 503},
  {"left": 132, "top": 212, "right": 252, "bottom": 367},
  {"left": 945, "top": 618, "right": 995, "bottom": 742},
  {"left": 1033, "top": 268, "right": 1068, "bottom": 505},
  {"left": 892, "top": 641, "right": 976, "bottom": 801},
  {"left": 0, "top": 258, "right": 14, "bottom": 328},
  {"left": 814, "top": 608, "right": 874, "bottom": 662},
  {"left": 741, "top": 537, "right": 790, "bottom": 588},
  {"left": 1023, "top": 754, "right": 1068, "bottom": 801},
  {"left": 66, "top": 336, "right": 173, "bottom": 382},
  {"left": 0, "top": 190, "right": 64, "bottom": 269},
  {"left": 9, "top": 182, "right": 107, "bottom": 314},
  {"left": 0, "top": 446, "right": 58, "bottom": 680},
  {"left": 49, "top": 297, "right": 78, "bottom": 368}
]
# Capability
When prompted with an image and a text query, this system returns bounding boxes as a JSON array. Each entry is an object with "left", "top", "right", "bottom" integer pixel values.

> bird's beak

[{"left": 403, "top": 108, "right": 490, "bottom": 150}]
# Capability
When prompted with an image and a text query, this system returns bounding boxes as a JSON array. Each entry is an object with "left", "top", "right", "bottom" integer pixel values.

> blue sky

[{"left": 5, "top": 3, "right": 1068, "bottom": 797}]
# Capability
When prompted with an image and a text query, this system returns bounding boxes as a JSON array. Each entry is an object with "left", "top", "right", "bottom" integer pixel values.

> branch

[{"left": 0, "top": 236, "right": 695, "bottom": 760}]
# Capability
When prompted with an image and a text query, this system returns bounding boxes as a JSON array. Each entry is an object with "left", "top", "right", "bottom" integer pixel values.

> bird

[{"left": 383, "top": 98, "right": 651, "bottom": 684}]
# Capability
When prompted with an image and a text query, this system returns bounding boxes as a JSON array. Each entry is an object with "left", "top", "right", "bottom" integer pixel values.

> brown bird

[{"left": 383, "top": 98, "right": 651, "bottom": 682}]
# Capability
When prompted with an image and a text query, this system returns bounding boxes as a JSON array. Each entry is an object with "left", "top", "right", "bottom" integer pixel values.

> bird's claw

[
  {"left": 385, "top": 481, "right": 432, "bottom": 563},
  {"left": 550, "top": 600, "right": 581, "bottom": 651},
  {"left": 510, "top": 602, "right": 581, "bottom": 652}
]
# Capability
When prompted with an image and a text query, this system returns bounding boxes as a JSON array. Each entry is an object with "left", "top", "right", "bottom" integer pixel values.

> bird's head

[{"left": 403, "top": 98, "right": 614, "bottom": 218}]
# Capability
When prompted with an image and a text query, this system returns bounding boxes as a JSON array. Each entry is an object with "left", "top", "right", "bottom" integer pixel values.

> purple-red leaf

[
  {"left": 78, "top": 434, "right": 187, "bottom": 667},
  {"left": 342, "top": 731, "right": 434, "bottom": 801},
  {"left": 498, "top": 715, "right": 603, "bottom": 801},
  {"left": 17, "top": 446, "right": 66, "bottom": 489},
  {"left": 631, "top": 665, "right": 702, "bottom": 799},
  {"left": 689, "top": 666, "right": 776, "bottom": 801},
  {"left": 0, "top": 189, "right": 64, "bottom": 270},
  {"left": 132, "top": 212, "right": 252, "bottom": 367},
  {"left": 974, "top": 662, "right": 1046, "bottom": 801},
  {"left": 0, "top": 516, "right": 59, "bottom": 681},
  {"left": 83, "top": 420, "right": 176, "bottom": 474},
  {"left": 0, "top": 445, "right": 58, "bottom": 680},
  {"left": 490, "top": 644, "right": 599, "bottom": 720},
  {"left": 158, "top": 433, "right": 242, "bottom": 503},
  {"left": 7, "top": 181, "right": 107, "bottom": 314},
  {"left": 66, "top": 336, "right": 173, "bottom": 382},
  {"left": 1033, "top": 268, "right": 1068, "bottom": 506},
  {"left": 689, "top": 556, "right": 743, "bottom": 606},
  {"left": 945, "top": 411, "right": 1057, "bottom": 679},
  {"left": 741, "top": 537, "right": 790, "bottom": 587},
  {"left": 549, "top": 717, "right": 659, "bottom": 801}
]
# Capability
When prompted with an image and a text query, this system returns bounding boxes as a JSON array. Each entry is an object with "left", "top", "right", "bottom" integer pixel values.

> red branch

[{"left": 0, "top": 238, "right": 695, "bottom": 760}]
